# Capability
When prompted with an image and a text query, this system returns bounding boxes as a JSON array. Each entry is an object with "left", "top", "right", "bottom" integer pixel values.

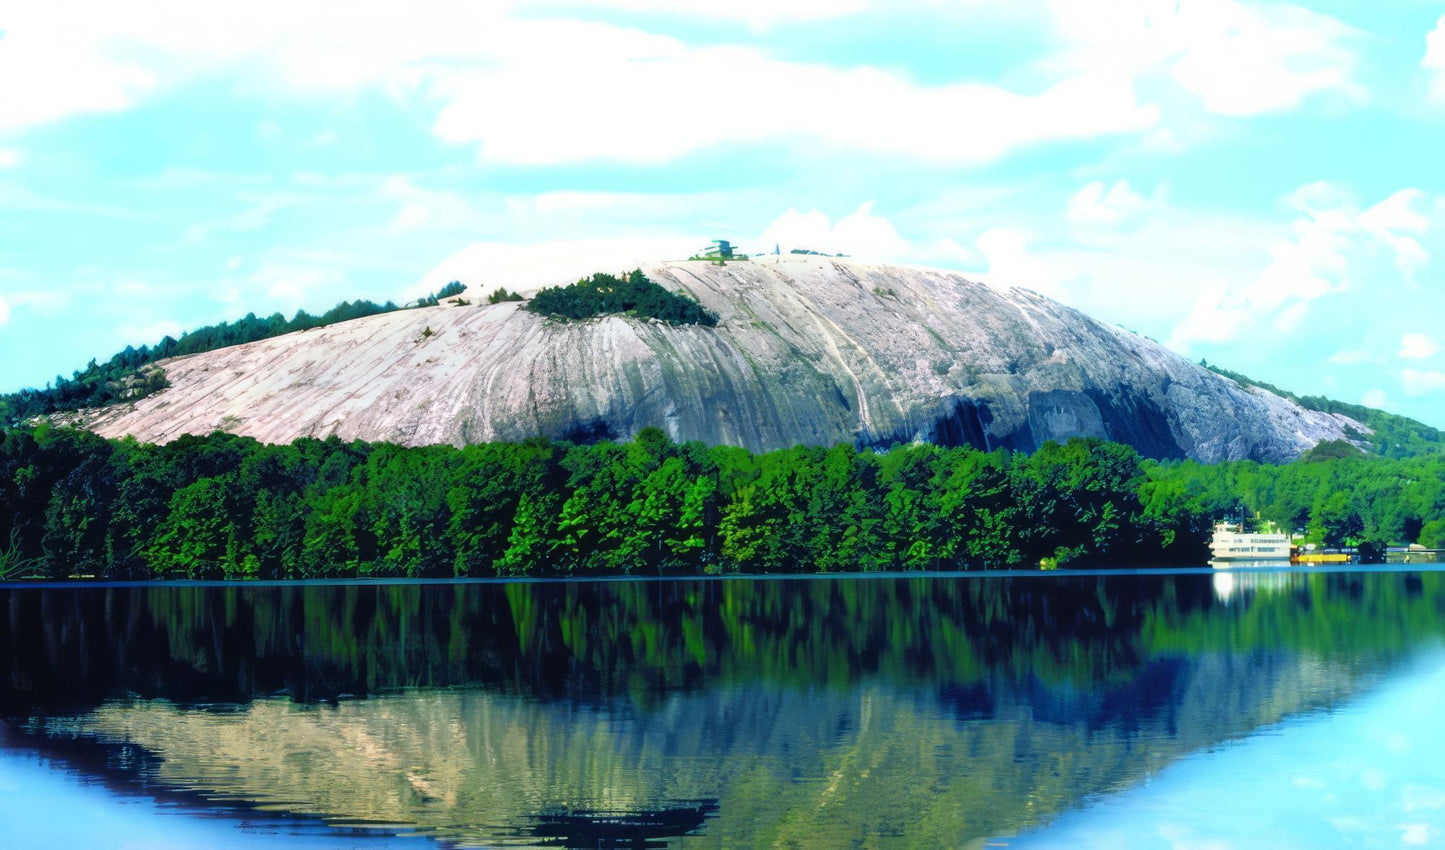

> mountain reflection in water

[{"left": 1, "top": 571, "right": 1441, "bottom": 847}]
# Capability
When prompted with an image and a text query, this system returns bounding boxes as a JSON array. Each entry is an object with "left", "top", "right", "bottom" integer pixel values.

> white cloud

[
  {"left": 1401, "top": 823, "right": 1438, "bottom": 847},
  {"left": 962, "top": 202, "right": 1278, "bottom": 338},
  {"left": 1403, "top": 784, "right": 1445, "bottom": 812},
  {"left": 1168, "top": 2, "right": 1358, "bottom": 115},
  {"left": 1361, "top": 768, "right": 1388, "bottom": 793},
  {"left": 7, "top": 0, "right": 1360, "bottom": 170},
  {"left": 1358, "top": 189, "right": 1431, "bottom": 281},
  {"left": 418, "top": 206, "right": 943, "bottom": 301},
  {"left": 1067, "top": 180, "right": 1151, "bottom": 226},
  {"left": 1402, "top": 369, "right": 1445, "bottom": 396},
  {"left": 1167, "top": 287, "right": 1252, "bottom": 348},
  {"left": 185, "top": 191, "right": 304, "bottom": 241},
  {"left": 0, "top": 184, "right": 137, "bottom": 219},
  {"left": 1361, "top": 388, "right": 1388, "bottom": 409},
  {"left": 915, "top": 237, "right": 982, "bottom": 269},
  {"left": 569, "top": 0, "right": 869, "bottom": 29},
  {"left": 116, "top": 280, "right": 164, "bottom": 297},
  {"left": 974, "top": 228, "right": 1067, "bottom": 296},
  {"left": 951, "top": 178, "right": 1436, "bottom": 361},
  {"left": 525, "top": 191, "right": 672, "bottom": 216},
  {"left": 1328, "top": 348, "right": 1373, "bottom": 365},
  {"left": 1425, "top": 15, "right": 1445, "bottom": 100},
  {"left": 1170, "top": 184, "right": 1434, "bottom": 350},
  {"left": 0, "top": 296, "right": 10, "bottom": 324},
  {"left": 250, "top": 263, "right": 342, "bottom": 306},
  {"left": 1253, "top": 203, "right": 1349, "bottom": 306},
  {"left": 379, "top": 175, "right": 496, "bottom": 236},
  {"left": 0, "top": 1, "right": 506, "bottom": 132},
  {"left": 0, "top": 149, "right": 20, "bottom": 169},
  {"left": 1051, "top": 0, "right": 1360, "bottom": 116},
  {"left": 0, "top": 10, "right": 157, "bottom": 131},
  {"left": 1399, "top": 333, "right": 1440, "bottom": 360},
  {"left": 432, "top": 37, "right": 1158, "bottom": 165},
  {"left": 1, "top": 3, "right": 1156, "bottom": 165},
  {"left": 3, "top": 289, "right": 72, "bottom": 315},
  {"left": 116, "top": 320, "right": 183, "bottom": 346},
  {"left": 413, "top": 237, "right": 700, "bottom": 301},
  {"left": 392, "top": 203, "right": 432, "bottom": 232},
  {"left": 0, "top": 0, "right": 1364, "bottom": 171},
  {"left": 125, "top": 169, "right": 275, "bottom": 194},
  {"left": 758, "top": 202, "right": 909, "bottom": 259},
  {"left": 499, "top": 189, "right": 776, "bottom": 235}
]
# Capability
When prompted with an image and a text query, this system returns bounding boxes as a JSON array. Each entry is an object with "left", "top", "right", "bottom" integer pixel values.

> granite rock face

[{"left": 71, "top": 256, "right": 1365, "bottom": 463}]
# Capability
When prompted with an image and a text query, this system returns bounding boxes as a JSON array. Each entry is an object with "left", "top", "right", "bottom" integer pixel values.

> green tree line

[
  {"left": 527, "top": 269, "right": 718, "bottom": 326},
  {"left": 5, "top": 424, "right": 1444, "bottom": 581},
  {"left": 1139, "top": 441, "right": 1445, "bottom": 561},
  {"left": 10, "top": 573, "right": 1434, "bottom": 713}
]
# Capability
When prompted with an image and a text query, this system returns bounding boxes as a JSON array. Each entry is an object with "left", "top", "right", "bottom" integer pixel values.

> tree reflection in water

[{"left": 1, "top": 572, "right": 1439, "bottom": 846}]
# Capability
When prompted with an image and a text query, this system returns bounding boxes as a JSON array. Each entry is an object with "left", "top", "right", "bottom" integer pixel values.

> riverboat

[{"left": 1209, "top": 522, "right": 1293, "bottom": 564}]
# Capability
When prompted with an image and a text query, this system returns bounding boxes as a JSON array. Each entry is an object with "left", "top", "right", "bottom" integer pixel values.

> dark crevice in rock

[
  {"left": 855, "top": 397, "right": 1014, "bottom": 453},
  {"left": 558, "top": 418, "right": 618, "bottom": 444},
  {"left": 931, "top": 398, "right": 997, "bottom": 451},
  {"left": 1083, "top": 389, "right": 1186, "bottom": 461}
]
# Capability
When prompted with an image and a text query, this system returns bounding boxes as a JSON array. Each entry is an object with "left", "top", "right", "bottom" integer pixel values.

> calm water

[{"left": 1, "top": 570, "right": 1443, "bottom": 848}]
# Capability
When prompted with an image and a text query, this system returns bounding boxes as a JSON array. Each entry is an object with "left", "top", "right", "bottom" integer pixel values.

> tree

[
  {"left": 434, "top": 281, "right": 467, "bottom": 300},
  {"left": 147, "top": 475, "right": 243, "bottom": 578},
  {"left": 526, "top": 269, "right": 718, "bottom": 326},
  {"left": 1311, "top": 490, "right": 1363, "bottom": 548},
  {"left": 299, "top": 485, "right": 365, "bottom": 577},
  {"left": 486, "top": 287, "right": 525, "bottom": 304},
  {"left": 1418, "top": 519, "right": 1445, "bottom": 549}
]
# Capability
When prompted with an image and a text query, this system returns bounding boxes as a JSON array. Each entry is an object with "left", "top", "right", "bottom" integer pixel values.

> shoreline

[{"left": 0, "top": 562, "right": 1434, "bottom": 590}]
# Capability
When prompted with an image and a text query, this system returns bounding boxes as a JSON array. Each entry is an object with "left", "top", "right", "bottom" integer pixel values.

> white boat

[{"left": 1209, "top": 522, "right": 1293, "bottom": 564}]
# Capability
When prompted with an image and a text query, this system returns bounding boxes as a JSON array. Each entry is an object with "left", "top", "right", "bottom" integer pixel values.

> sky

[{"left": 1, "top": 1, "right": 1444, "bottom": 425}]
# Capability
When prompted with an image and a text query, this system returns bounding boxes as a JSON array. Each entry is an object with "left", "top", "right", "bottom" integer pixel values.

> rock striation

[{"left": 69, "top": 255, "right": 1365, "bottom": 462}]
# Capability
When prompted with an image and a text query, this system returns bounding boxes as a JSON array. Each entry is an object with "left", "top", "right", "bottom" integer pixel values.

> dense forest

[
  {"left": 3, "top": 423, "right": 1442, "bottom": 581},
  {"left": 527, "top": 269, "right": 719, "bottom": 325},
  {"left": 0, "top": 282, "right": 471, "bottom": 427}
]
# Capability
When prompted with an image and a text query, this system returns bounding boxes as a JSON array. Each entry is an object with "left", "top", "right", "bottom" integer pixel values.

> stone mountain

[{"left": 68, "top": 255, "right": 1364, "bottom": 463}]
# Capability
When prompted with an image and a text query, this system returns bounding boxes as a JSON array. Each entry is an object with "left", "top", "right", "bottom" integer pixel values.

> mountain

[{"left": 59, "top": 255, "right": 1365, "bottom": 463}]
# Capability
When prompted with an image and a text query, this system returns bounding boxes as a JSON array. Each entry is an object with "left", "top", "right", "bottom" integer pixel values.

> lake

[{"left": 1, "top": 569, "right": 1442, "bottom": 848}]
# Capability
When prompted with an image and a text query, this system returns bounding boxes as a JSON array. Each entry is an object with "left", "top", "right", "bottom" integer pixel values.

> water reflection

[
  {"left": 1013, "top": 651, "right": 1445, "bottom": 848},
  {"left": 2, "top": 572, "right": 1442, "bottom": 846},
  {"left": 1210, "top": 568, "right": 1307, "bottom": 603}
]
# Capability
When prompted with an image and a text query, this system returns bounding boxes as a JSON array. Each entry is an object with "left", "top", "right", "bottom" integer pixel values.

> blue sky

[{"left": 2, "top": 1, "right": 1444, "bottom": 426}]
